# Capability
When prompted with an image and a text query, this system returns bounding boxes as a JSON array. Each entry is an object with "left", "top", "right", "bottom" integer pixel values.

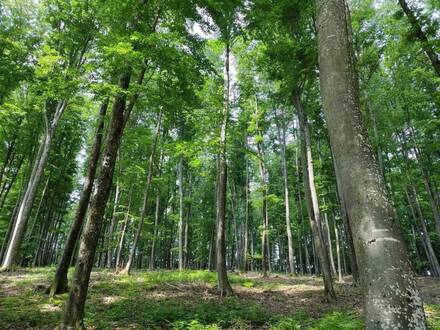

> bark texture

[
  {"left": 48, "top": 100, "right": 108, "bottom": 296},
  {"left": 216, "top": 43, "right": 233, "bottom": 296},
  {"left": 61, "top": 72, "right": 131, "bottom": 329},
  {"left": 316, "top": 0, "right": 426, "bottom": 328}
]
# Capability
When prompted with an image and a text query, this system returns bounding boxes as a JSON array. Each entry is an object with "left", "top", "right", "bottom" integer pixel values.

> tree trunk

[
  {"left": 178, "top": 156, "right": 185, "bottom": 271},
  {"left": 316, "top": 0, "right": 426, "bottom": 327},
  {"left": 48, "top": 101, "right": 108, "bottom": 295},
  {"left": 123, "top": 111, "right": 162, "bottom": 274},
  {"left": 106, "top": 178, "right": 122, "bottom": 268},
  {"left": 149, "top": 152, "right": 164, "bottom": 270},
  {"left": 408, "top": 186, "right": 440, "bottom": 277},
  {"left": 1, "top": 100, "right": 68, "bottom": 271},
  {"left": 61, "top": 72, "right": 131, "bottom": 329},
  {"left": 277, "top": 114, "right": 295, "bottom": 275},
  {"left": 293, "top": 90, "right": 336, "bottom": 301},
  {"left": 216, "top": 42, "right": 233, "bottom": 296}
]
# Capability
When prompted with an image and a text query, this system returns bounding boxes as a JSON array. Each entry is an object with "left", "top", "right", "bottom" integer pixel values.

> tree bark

[
  {"left": 123, "top": 111, "right": 162, "bottom": 274},
  {"left": 293, "top": 89, "right": 336, "bottom": 302},
  {"left": 1, "top": 100, "right": 68, "bottom": 271},
  {"left": 316, "top": 0, "right": 426, "bottom": 327},
  {"left": 149, "top": 152, "right": 164, "bottom": 270},
  {"left": 61, "top": 72, "right": 131, "bottom": 329},
  {"left": 48, "top": 101, "right": 108, "bottom": 296},
  {"left": 178, "top": 156, "right": 185, "bottom": 271},
  {"left": 216, "top": 42, "right": 233, "bottom": 296},
  {"left": 276, "top": 114, "right": 295, "bottom": 275}
]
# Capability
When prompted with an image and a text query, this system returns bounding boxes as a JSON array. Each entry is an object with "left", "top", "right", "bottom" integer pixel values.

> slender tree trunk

[
  {"left": 324, "top": 211, "right": 337, "bottom": 276},
  {"left": 293, "top": 91, "right": 336, "bottom": 301},
  {"left": 277, "top": 115, "right": 295, "bottom": 275},
  {"left": 242, "top": 158, "right": 249, "bottom": 271},
  {"left": 408, "top": 187, "right": 440, "bottom": 277},
  {"left": 316, "top": 0, "right": 426, "bottom": 327},
  {"left": 61, "top": 72, "right": 131, "bottom": 329},
  {"left": 178, "top": 156, "right": 185, "bottom": 271},
  {"left": 216, "top": 42, "right": 233, "bottom": 296},
  {"left": 1, "top": 100, "right": 68, "bottom": 271},
  {"left": 116, "top": 185, "right": 133, "bottom": 271},
  {"left": 48, "top": 101, "right": 108, "bottom": 296},
  {"left": 149, "top": 153, "right": 164, "bottom": 270},
  {"left": 106, "top": 179, "right": 122, "bottom": 268},
  {"left": 333, "top": 214, "right": 343, "bottom": 282},
  {"left": 398, "top": 0, "right": 440, "bottom": 76},
  {"left": 123, "top": 111, "right": 162, "bottom": 274}
]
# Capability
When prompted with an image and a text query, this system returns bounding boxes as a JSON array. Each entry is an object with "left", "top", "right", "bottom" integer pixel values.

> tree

[{"left": 316, "top": 0, "right": 426, "bottom": 327}]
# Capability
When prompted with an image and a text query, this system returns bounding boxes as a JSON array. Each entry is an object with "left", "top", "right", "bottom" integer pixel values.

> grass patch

[{"left": 0, "top": 269, "right": 438, "bottom": 329}]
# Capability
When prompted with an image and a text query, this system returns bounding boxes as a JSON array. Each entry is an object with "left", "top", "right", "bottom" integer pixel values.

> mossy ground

[{"left": 0, "top": 268, "right": 438, "bottom": 329}]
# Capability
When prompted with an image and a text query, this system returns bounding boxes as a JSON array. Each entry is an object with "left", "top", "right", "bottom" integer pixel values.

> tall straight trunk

[
  {"left": 293, "top": 90, "right": 336, "bottom": 301},
  {"left": 184, "top": 171, "right": 192, "bottom": 268},
  {"left": 230, "top": 182, "right": 239, "bottom": 269},
  {"left": 277, "top": 116, "right": 295, "bottom": 275},
  {"left": 216, "top": 42, "right": 233, "bottom": 296},
  {"left": 242, "top": 158, "right": 249, "bottom": 271},
  {"left": 48, "top": 101, "right": 108, "bottom": 296},
  {"left": 123, "top": 112, "right": 162, "bottom": 274},
  {"left": 149, "top": 152, "right": 164, "bottom": 270},
  {"left": 178, "top": 156, "right": 185, "bottom": 271},
  {"left": 116, "top": 185, "right": 133, "bottom": 271},
  {"left": 333, "top": 214, "right": 343, "bottom": 282},
  {"left": 106, "top": 179, "right": 122, "bottom": 268},
  {"left": 324, "top": 211, "right": 337, "bottom": 276},
  {"left": 61, "top": 72, "right": 131, "bottom": 329},
  {"left": 1, "top": 100, "right": 68, "bottom": 270},
  {"left": 408, "top": 187, "right": 440, "bottom": 277},
  {"left": 398, "top": 0, "right": 440, "bottom": 76},
  {"left": 316, "top": 0, "right": 426, "bottom": 327},
  {"left": 254, "top": 98, "right": 270, "bottom": 276}
]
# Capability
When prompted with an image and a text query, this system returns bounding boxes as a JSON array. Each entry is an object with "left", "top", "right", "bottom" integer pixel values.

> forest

[{"left": 0, "top": 0, "right": 439, "bottom": 329}]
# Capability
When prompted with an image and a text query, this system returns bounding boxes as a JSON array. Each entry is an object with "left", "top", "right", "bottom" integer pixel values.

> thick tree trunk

[
  {"left": 123, "top": 111, "right": 162, "bottom": 274},
  {"left": 48, "top": 101, "right": 108, "bottom": 296},
  {"left": 60, "top": 72, "right": 131, "bottom": 329},
  {"left": 316, "top": 0, "right": 426, "bottom": 327},
  {"left": 1, "top": 100, "right": 68, "bottom": 271},
  {"left": 216, "top": 42, "right": 233, "bottom": 296},
  {"left": 293, "top": 90, "right": 336, "bottom": 302},
  {"left": 398, "top": 0, "right": 440, "bottom": 77}
]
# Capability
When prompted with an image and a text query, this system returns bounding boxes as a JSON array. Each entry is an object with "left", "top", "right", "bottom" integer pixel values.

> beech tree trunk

[
  {"left": 293, "top": 89, "right": 336, "bottom": 302},
  {"left": 123, "top": 111, "right": 162, "bottom": 274},
  {"left": 216, "top": 42, "right": 233, "bottom": 296},
  {"left": 149, "top": 152, "right": 164, "bottom": 270},
  {"left": 178, "top": 156, "right": 185, "bottom": 271},
  {"left": 48, "top": 101, "right": 108, "bottom": 296},
  {"left": 61, "top": 72, "right": 131, "bottom": 329},
  {"left": 106, "top": 179, "right": 122, "bottom": 268},
  {"left": 316, "top": 0, "right": 426, "bottom": 327},
  {"left": 1, "top": 100, "right": 68, "bottom": 271},
  {"left": 277, "top": 115, "right": 295, "bottom": 275}
]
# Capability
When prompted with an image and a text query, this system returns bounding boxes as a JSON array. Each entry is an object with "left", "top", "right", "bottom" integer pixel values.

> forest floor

[{"left": 0, "top": 268, "right": 439, "bottom": 329}]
